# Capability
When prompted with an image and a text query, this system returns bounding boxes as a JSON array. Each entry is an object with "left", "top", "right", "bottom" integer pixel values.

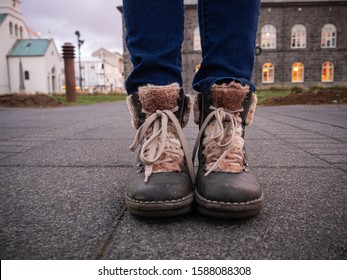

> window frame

[
  {"left": 291, "top": 24, "right": 307, "bottom": 49},
  {"left": 321, "top": 61, "right": 334, "bottom": 82},
  {"left": 262, "top": 63, "right": 275, "bottom": 84},
  {"left": 292, "top": 62, "right": 304, "bottom": 83},
  {"left": 321, "top": 24, "right": 337, "bottom": 48},
  {"left": 261, "top": 24, "right": 277, "bottom": 49},
  {"left": 9, "top": 22, "right": 13, "bottom": 35},
  {"left": 14, "top": 24, "right": 18, "bottom": 37},
  {"left": 24, "top": 71, "right": 30, "bottom": 80}
]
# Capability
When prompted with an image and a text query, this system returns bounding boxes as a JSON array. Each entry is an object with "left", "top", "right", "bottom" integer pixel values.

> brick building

[{"left": 121, "top": 0, "right": 347, "bottom": 94}]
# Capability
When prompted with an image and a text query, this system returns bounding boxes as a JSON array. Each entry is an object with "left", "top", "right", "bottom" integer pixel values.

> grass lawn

[
  {"left": 51, "top": 86, "right": 346, "bottom": 106},
  {"left": 51, "top": 93, "right": 127, "bottom": 106},
  {"left": 256, "top": 89, "right": 291, "bottom": 104},
  {"left": 52, "top": 90, "right": 292, "bottom": 106}
]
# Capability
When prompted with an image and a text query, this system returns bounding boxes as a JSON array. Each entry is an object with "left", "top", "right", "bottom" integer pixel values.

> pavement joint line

[
  {"left": 252, "top": 165, "right": 342, "bottom": 169},
  {"left": 0, "top": 140, "right": 64, "bottom": 161},
  {"left": 259, "top": 108, "right": 347, "bottom": 130},
  {"left": 253, "top": 124, "right": 347, "bottom": 173},
  {"left": 254, "top": 118, "right": 346, "bottom": 144},
  {"left": 94, "top": 206, "right": 127, "bottom": 260}
]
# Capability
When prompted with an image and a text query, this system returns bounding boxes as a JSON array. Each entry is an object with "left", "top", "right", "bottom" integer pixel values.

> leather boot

[
  {"left": 193, "top": 82, "right": 264, "bottom": 218},
  {"left": 125, "top": 83, "right": 195, "bottom": 217}
]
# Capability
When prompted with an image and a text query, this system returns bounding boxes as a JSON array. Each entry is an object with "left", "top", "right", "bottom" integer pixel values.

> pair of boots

[{"left": 125, "top": 82, "right": 263, "bottom": 218}]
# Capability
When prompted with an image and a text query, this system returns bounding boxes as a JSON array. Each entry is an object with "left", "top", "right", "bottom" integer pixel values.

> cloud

[{"left": 21, "top": 0, "right": 124, "bottom": 56}]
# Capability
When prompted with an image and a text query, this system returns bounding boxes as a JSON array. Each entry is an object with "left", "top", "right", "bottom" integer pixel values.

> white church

[{"left": 0, "top": 0, "right": 62, "bottom": 94}]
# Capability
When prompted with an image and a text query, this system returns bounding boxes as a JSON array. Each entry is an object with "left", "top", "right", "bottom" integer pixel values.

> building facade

[
  {"left": 0, "top": 0, "right": 62, "bottom": 94},
  {"left": 7, "top": 39, "right": 62, "bottom": 94},
  {"left": 121, "top": 0, "right": 347, "bottom": 94},
  {"left": 74, "top": 48, "right": 124, "bottom": 93},
  {"left": 254, "top": 0, "right": 347, "bottom": 88}
]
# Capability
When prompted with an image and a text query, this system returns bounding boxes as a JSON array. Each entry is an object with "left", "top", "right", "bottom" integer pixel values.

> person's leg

[
  {"left": 123, "top": 0, "right": 194, "bottom": 217},
  {"left": 193, "top": 0, "right": 263, "bottom": 218},
  {"left": 193, "top": 0, "right": 260, "bottom": 92},
  {"left": 123, "top": 0, "right": 184, "bottom": 94}
]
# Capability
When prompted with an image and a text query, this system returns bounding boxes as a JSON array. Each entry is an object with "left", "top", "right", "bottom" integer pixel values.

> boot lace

[
  {"left": 129, "top": 107, "right": 195, "bottom": 184},
  {"left": 193, "top": 106, "right": 244, "bottom": 176}
]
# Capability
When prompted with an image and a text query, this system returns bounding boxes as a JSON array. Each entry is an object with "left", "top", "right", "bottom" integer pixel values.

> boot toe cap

[
  {"left": 126, "top": 172, "right": 193, "bottom": 203},
  {"left": 196, "top": 170, "right": 262, "bottom": 204}
]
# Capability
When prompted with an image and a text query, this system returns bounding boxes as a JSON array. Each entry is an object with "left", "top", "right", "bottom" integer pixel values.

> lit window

[
  {"left": 322, "top": 62, "right": 334, "bottom": 82},
  {"left": 193, "top": 27, "right": 201, "bottom": 51},
  {"left": 24, "top": 71, "right": 30, "bottom": 80},
  {"left": 262, "top": 63, "right": 275, "bottom": 83},
  {"left": 292, "top": 62, "right": 304, "bottom": 83},
  {"left": 9, "top": 22, "right": 13, "bottom": 35},
  {"left": 261, "top": 25, "right": 277, "bottom": 49},
  {"left": 291, "top": 24, "right": 306, "bottom": 48},
  {"left": 321, "top": 24, "right": 337, "bottom": 48}
]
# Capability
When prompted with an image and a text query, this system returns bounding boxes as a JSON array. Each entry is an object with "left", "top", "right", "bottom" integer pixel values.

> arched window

[
  {"left": 14, "top": 24, "right": 18, "bottom": 37},
  {"left": 322, "top": 62, "right": 334, "bottom": 82},
  {"left": 261, "top": 25, "right": 277, "bottom": 49},
  {"left": 291, "top": 24, "right": 306, "bottom": 48},
  {"left": 193, "top": 27, "right": 201, "bottom": 51},
  {"left": 292, "top": 62, "right": 304, "bottom": 83},
  {"left": 19, "top": 26, "right": 23, "bottom": 38},
  {"left": 321, "top": 24, "right": 337, "bottom": 48},
  {"left": 9, "top": 22, "right": 13, "bottom": 35},
  {"left": 262, "top": 63, "right": 275, "bottom": 83},
  {"left": 24, "top": 71, "right": 30, "bottom": 80}
]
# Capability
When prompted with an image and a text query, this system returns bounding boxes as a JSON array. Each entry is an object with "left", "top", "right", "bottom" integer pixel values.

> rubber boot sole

[
  {"left": 125, "top": 193, "right": 194, "bottom": 217},
  {"left": 195, "top": 191, "right": 264, "bottom": 219}
]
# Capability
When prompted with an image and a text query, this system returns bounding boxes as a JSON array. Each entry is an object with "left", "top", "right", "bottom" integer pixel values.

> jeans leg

[
  {"left": 123, "top": 0, "right": 184, "bottom": 94},
  {"left": 193, "top": 0, "right": 261, "bottom": 92}
]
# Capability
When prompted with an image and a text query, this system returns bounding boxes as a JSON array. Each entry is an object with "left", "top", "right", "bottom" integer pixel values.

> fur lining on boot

[
  {"left": 138, "top": 83, "right": 180, "bottom": 114},
  {"left": 181, "top": 97, "right": 191, "bottom": 128},
  {"left": 127, "top": 83, "right": 191, "bottom": 128},
  {"left": 211, "top": 81, "right": 249, "bottom": 111},
  {"left": 193, "top": 81, "right": 257, "bottom": 126},
  {"left": 193, "top": 96, "right": 200, "bottom": 125},
  {"left": 126, "top": 96, "right": 140, "bottom": 129},
  {"left": 245, "top": 93, "right": 257, "bottom": 126}
]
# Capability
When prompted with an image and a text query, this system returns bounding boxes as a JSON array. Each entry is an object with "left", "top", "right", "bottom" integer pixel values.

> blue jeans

[{"left": 123, "top": 0, "right": 260, "bottom": 94}]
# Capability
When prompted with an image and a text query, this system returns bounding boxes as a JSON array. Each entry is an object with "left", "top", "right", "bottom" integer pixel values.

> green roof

[
  {"left": 0, "top": 13, "right": 8, "bottom": 25},
  {"left": 7, "top": 39, "right": 51, "bottom": 57}
]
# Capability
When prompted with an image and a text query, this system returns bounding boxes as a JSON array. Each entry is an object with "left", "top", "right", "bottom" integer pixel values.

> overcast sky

[{"left": 21, "top": 0, "right": 124, "bottom": 56}]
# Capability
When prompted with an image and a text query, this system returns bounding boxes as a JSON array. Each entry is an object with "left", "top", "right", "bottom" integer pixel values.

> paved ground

[{"left": 0, "top": 102, "right": 346, "bottom": 260}]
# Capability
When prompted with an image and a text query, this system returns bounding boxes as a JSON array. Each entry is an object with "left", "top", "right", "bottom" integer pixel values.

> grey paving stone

[
  {"left": 333, "top": 164, "right": 347, "bottom": 171},
  {"left": 0, "top": 153, "right": 18, "bottom": 160},
  {"left": 300, "top": 147, "right": 347, "bottom": 155},
  {"left": 0, "top": 167, "right": 129, "bottom": 259},
  {"left": 246, "top": 139, "right": 331, "bottom": 168},
  {"left": 316, "top": 154, "right": 347, "bottom": 164},
  {"left": 0, "top": 139, "right": 134, "bottom": 167},
  {"left": 0, "top": 128, "right": 46, "bottom": 141},
  {"left": 0, "top": 145, "right": 32, "bottom": 153},
  {"left": 68, "top": 124, "right": 135, "bottom": 140}
]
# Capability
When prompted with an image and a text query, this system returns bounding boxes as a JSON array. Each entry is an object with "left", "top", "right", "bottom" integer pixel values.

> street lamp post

[{"left": 75, "top": 31, "right": 84, "bottom": 92}]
